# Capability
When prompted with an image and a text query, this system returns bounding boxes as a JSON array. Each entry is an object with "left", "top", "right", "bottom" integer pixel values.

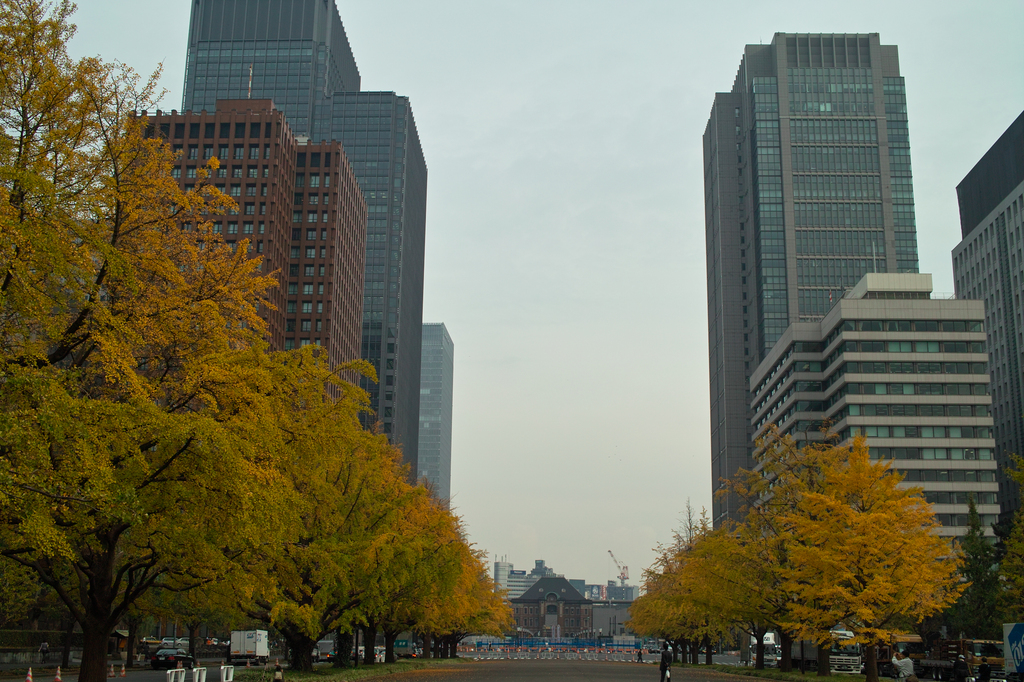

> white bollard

[
  {"left": 191, "top": 668, "right": 207, "bottom": 682},
  {"left": 166, "top": 669, "right": 187, "bottom": 682},
  {"left": 219, "top": 667, "right": 233, "bottom": 682}
]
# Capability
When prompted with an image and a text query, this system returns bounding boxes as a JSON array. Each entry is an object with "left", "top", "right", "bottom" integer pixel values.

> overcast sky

[{"left": 70, "top": 0, "right": 1023, "bottom": 588}]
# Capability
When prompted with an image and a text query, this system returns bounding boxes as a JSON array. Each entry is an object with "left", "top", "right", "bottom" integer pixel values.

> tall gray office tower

[
  {"left": 417, "top": 323, "right": 454, "bottom": 501},
  {"left": 704, "top": 33, "right": 919, "bottom": 525},
  {"left": 331, "top": 92, "right": 427, "bottom": 465},
  {"left": 952, "top": 111, "right": 1024, "bottom": 520},
  {"left": 181, "top": 0, "right": 428, "bottom": 472}
]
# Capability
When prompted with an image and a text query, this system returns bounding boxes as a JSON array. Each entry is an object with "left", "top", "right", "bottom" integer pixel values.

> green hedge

[{"left": 0, "top": 631, "right": 84, "bottom": 649}]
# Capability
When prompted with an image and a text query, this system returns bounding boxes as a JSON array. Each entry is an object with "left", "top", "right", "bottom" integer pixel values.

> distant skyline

[{"left": 69, "top": 0, "right": 1024, "bottom": 585}]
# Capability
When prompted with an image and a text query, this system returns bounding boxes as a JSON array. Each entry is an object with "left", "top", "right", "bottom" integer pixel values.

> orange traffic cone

[
  {"left": 245, "top": 659, "right": 250, "bottom": 669},
  {"left": 54, "top": 668, "right": 61, "bottom": 682},
  {"left": 26, "top": 668, "right": 33, "bottom": 682},
  {"left": 120, "top": 664, "right": 126, "bottom": 677},
  {"left": 107, "top": 665, "right": 115, "bottom": 678},
  {"left": 176, "top": 660, "right": 182, "bottom": 670}
]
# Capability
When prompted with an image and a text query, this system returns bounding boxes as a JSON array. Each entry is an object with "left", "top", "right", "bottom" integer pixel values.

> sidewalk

[{"left": 0, "top": 658, "right": 231, "bottom": 675}]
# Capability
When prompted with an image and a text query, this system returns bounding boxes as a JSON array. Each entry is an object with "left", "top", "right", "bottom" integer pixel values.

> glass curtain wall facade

[
  {"left": 703, "top": 33, "right": 920, "bottom": 525},
  {"left": 183, "top": 0, "right": 360, "bottom": 137},
  {"left": 329, "top": 92, "right": 427, "bottom": 466},
  {"left": 418, "top": 323, "right": 454, "bottom": 501},
  {"left": 181, "top": 0, "right": 429, "bottom": 474}
]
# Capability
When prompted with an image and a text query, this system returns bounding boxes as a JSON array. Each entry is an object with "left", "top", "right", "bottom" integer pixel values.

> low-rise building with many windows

[{"left": 749, "top": 273, "right": 998, "bottom": 537}]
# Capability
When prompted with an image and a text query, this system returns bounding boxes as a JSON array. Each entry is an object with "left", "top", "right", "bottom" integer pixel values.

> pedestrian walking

[
  {"left": 978, "top": 657, "right": 992, "bottom": 682},
  {"left": 659, "top": 642, "right": 672, "bottom": 681},
  {"left": 637, "top": 648, "right": 644, "bottom": 663},
  {"left": 953, "top": 655, "right": 970, "bottom": 682},
  {"left": 38, "top": 642, "right": 49, "bottom": 663}
]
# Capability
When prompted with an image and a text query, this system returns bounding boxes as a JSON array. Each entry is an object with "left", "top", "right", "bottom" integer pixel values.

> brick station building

[
  {"left": 146, "top": 100, "right": 366, "bottom": 369},
  {"left": 511, "top": 577, "right": 593, "bottom": 638}
]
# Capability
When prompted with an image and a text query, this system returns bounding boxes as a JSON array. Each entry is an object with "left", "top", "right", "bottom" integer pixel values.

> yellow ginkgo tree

[
  {"left": 0, "top": 3, "right": 284, "bottom": 682},
  {"left": 780, "top": 437, "right": 963, "bottom": 682}
]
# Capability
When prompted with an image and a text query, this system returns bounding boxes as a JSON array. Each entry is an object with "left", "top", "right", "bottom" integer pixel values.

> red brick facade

[{"left": 147, "top": 100, "right": 366, "bottom": 371}]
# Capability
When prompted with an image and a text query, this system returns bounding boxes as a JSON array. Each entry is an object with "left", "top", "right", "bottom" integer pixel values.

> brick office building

[{"left": 147, "top": 99, "right": 366, "bottom": 368}]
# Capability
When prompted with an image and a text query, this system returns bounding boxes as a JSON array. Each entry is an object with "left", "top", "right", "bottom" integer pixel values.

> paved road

[
  {"left": 13, "top": 658, "right": 748, "bottom": 682},
  {"left": 384, "top": 660, "right": 741, "bottom": 681}
]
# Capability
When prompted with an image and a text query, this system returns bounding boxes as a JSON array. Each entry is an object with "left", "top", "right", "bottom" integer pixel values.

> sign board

[
  {"left": 395, "top": 641, "right": 408, "bottom": 648},
  {"left": 1005, "top": 623, "right": 1024, "bottom": 675}
]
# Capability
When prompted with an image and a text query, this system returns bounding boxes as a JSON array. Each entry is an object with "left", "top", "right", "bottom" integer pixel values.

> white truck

[{"left": 230, "top": 630, "right": 269, "bottom": 665}]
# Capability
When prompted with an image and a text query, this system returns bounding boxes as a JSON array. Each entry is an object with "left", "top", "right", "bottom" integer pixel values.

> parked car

[
  {"left": 160, "top": 637, "right": 176, "bottom": 648},
  {"left": 140, "top": 637, "right": 162, "bottom": 646},
  {"left": 175, "top": 638, "right": 190, "bottom": 648},
  {"left": 151, "top": 649, "right": 194, "bottom": 670}
]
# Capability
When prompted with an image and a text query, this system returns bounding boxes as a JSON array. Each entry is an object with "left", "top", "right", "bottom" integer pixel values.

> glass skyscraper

[
  {"left": 417, "top": 323, "right": 454, "bottom": 501},
  {"left": 181, "top": 0, "right": 427, "bottom": 472},
  {"left": 183, "top": 0, "right": 360, "bottom": 137},
  {"left": 703, "top": 33, "right": 919, "bottom": 524}
]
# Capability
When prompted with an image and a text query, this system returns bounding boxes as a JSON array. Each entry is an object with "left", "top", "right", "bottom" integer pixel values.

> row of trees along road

[
  {"left": 630, "top": 428, "right": 974, "bottom": 682},
  {"left": 0, "top": 3, "right": 511, "bottom": 682}
]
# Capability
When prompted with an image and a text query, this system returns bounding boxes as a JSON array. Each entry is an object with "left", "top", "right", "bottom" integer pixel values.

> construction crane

[{"left": 608, "top": 550, "right": 628, "bottom": 586}]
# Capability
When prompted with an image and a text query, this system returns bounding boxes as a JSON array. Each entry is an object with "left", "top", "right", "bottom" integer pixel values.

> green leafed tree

[{"left": 946, "top": 498, "right": 1001, "bottom": 639}]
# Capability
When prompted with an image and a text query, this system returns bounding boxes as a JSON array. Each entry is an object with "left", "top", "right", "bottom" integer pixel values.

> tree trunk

[
  {"left": 280, "top": 628, "right": 316, "bottom": 672},
  {"left": 422, "top": 633, "right": 432, "bottom": 660},
  {"left": 817, "top": 643, "right": 831, "bottom": 677},
  {"left": 79, "top": 623, "right": 110, "bottom": 682},
  {"left": 864, "top": 642, "right": 879, "bottom": 682},
  {"left": 755, "top": 627, "right": 767, "bottom": 669},
  {"left": 188, "top": 622, "right": 201, "bottom": 663},
  {"left": 704, "top": 635, "right": 713, "bottom": 665},
  {"left": 61, "top": 618, "right": 75, "bottom": 669},
  {"left": 690, "top": 638, "right": 699, "bottom": 664},
  {"left": 780, "top": 630, "right": 794, "bottom": 672},
  {"left": 125, "top": 620, "right": 137, "bottom": 668},
  {"left": 333, "top": 631, "right": 351, "bottom": 668},
  {"left": 676, "top": 639, "right": 684, "bottom": 663},
  {"left": 362, "top": 624, "right": 377, "bottom": 665},
  {"left": 383, "top": 630, "right": 397, "bottom": 664}
]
